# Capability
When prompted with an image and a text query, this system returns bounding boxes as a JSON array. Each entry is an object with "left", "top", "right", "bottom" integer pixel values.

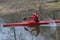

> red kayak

[
  {"left": 3, "top": 20, "right": 60, "bottom": 27},
  {"left": 3, "top": 13, "right": 60, "bottom": 36}
]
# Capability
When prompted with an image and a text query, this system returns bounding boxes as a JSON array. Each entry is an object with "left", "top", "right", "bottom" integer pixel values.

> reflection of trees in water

[
  {"left": 40, "top": 27, "right": 54, "bottom": 40},
  {"left": 40, "top": 20, "right": 56, "bottom": 40}
]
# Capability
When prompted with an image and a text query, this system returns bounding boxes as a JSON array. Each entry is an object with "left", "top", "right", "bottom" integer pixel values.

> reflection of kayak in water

[
  {"left": 31, "top": 28, "right": 40, "bottom": 36},
  {"left": 24, "top": 25, "right": 40, "bottom": 36}
]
